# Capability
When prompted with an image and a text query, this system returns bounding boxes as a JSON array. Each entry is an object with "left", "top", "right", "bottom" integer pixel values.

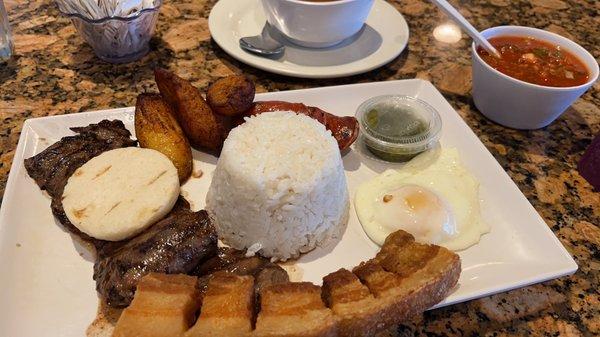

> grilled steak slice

[
  {"left": 94, "top": 207, "right": 218, "bottom": 307},
  {"left": 24, "top": 120, "right": 136, "bottom": 199},
  {"left": 194, "top": 248, "right": 289, "bottom": 282},
  {"left": 193, "top": 247, "right": 246, "bottom": 275}
]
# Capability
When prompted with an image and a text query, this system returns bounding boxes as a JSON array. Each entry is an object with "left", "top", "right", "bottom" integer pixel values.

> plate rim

[{"left": 208, "top": 0, "right": 410, "bottom": 79}]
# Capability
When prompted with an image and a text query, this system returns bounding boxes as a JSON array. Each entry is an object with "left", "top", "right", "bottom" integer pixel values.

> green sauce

[
  {"left": 363, "top": 106, "right": 429, "bottom": 162},
  {"left": 365, "top": 107, "right": 428, "bottom": 140}
]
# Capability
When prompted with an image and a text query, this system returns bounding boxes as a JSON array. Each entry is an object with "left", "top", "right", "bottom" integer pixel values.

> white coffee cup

[
  {"left": 471, "top": 26, "right": 598, "bottom": 130},
  {"left": 261, "top": 0, "right": 375, "bottom": 48}
]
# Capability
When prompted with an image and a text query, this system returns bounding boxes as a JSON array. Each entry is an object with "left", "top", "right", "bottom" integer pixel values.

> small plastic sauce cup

[{"left": 355, "top": 95, "right": 442, "bottom": 162}]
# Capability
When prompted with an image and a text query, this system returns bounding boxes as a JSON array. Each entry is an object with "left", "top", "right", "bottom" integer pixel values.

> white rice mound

[{"left": 206, "top": 111, "right": 349, "bottom": 261}]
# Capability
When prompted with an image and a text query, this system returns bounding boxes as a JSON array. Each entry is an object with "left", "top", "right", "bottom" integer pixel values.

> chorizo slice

[{"left": 244, "top": 101, "right": 359, "bottom": 151}]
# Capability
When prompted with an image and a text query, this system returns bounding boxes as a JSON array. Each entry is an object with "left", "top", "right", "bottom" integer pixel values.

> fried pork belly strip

[
  {"left": 193, "top": 247, "right": 290, "bottom": 310},
  {"left": 185, "top": 273, "right": 255, "bottom": 337},
  {"left": 372, "top": 230, "right": 461, "bottom": 320},
  {"left": 347, "top": 231, "right": 460, "bottom": 334},
  {"left": 322, "top": 269, "right": 380, "bottom": 337},
  {"left": 113, "top": 273, "right": 199, "bottom": 337},
  {"left": 254, "top": 282, "right": 338, "bottom": 337},
  {"left": 113, "top": 230, "right": 461, "bottom": 337}
]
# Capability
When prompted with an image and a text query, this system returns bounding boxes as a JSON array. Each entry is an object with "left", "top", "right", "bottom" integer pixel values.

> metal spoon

[
  {"left": 239, "top": 23, "right": 285, "bottom": 56},
  {"left": 430, "top": 0, "right": 501, "bottom": 58}
]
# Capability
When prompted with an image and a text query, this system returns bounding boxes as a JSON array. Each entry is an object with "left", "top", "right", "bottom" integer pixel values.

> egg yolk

[{"left": 373, "top": 185, "right": 457, "bottom": 244}]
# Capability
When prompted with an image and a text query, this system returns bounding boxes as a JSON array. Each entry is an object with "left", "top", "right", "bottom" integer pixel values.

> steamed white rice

[{"left": 206, "top": 111, "right": 349, "bottom": 261}]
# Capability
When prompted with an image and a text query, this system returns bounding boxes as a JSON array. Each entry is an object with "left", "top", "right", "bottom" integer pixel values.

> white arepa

[
  {"left": 206, "top": 111, "right": 349, "bottom": 261},
  {"left": 63, "top": 147, "right": 180, "bottom": 241}
]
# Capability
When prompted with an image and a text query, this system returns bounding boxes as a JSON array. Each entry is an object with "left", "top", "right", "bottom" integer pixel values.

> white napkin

[
  {"left": 111, "top": 0, "right": 155, "bottom": 17},
  {"left": 55, "top": 0, "right": 156, "bottom": 20}
]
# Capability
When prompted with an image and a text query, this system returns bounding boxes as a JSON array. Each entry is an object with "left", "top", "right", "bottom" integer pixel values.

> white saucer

[{"left": 208, "top": 0, "right": 409, "bottom": 78}]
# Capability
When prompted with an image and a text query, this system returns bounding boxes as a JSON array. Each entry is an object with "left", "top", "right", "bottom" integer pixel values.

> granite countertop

[{"left": 1, "top": 0, "right": 599, "bottom": 335}]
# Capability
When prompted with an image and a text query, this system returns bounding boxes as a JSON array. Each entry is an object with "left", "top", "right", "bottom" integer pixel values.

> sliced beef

[
  {"left": 193, "top": 247, "right": 247, "bottom": 275},
  {"left": 24, "top": 120, "right": 137, "bottom": 199},
  {"left": 94, "top": 205, "right": 218, "bottom": 307},
  {"left": 70, "top": 120, "right": 134, "bottom": 142},
  {"left": 193, "top": 248, "right": 290, "bottom": 284}
]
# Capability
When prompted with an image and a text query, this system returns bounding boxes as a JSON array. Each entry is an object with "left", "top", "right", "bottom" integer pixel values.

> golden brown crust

[
  {"left": 378, "top": 243, "right": 440, "bottom": 278},
  {"left": 375, "top": 230, "right": 415, "bottom": 261},
  {"left": 185, "top": 272, "right": 254, "bottom": 337},
  {"left": 259, "top": 282, "right": 326, "bottom": 315},
  {"left": 207, "top": 75, "right": 256, "bottom": 117},
  {"left": 348, "top": 232, "right": 462, "bottom": 334},
  {"left": 322, "top": 269, "right": 381, "bottom": 337},
  {"left": 154, "top": 68, "right": 230, "bottom": 153},
  {"left": 113, "top": 273, "right": 199, "bottom": 337},
  {"left": 255, "top": 282, "right": 338, "bottom": 337},
  {"left": 322, "top": 269, "right": 371, "bottom": 306},
  {"left": 353, "top": 261, "right": 404, "bottom": 298}
]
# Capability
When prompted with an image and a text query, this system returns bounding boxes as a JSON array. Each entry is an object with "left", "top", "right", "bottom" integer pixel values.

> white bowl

[
  {"left": 471, "top": 26, "right": 599, "bottom": 130},
  {"left": 261, "top": 0, "right": 375, "bottom": 48}
]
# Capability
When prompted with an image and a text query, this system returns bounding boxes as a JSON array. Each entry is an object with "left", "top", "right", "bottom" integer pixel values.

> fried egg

[{"left": 355, "top": 148, "right": 489, "bottom": 250}]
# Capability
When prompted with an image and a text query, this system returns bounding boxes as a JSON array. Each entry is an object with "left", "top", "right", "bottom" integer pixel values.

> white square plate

[{"left": 0, "top": 80, "right": 576, "bottom": 336}]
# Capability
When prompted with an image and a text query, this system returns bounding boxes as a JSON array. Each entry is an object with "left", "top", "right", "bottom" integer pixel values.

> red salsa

[{"left": 477, "top": 36, "right": 590, "bottom": 87}]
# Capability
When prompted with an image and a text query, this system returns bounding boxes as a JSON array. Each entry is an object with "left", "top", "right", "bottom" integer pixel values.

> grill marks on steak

[
  {"left": 94, "top": 204, "right": 218, "bottom": 307},
  {"left": 24, "top": 120, "right": 137, "bottom": 199}
]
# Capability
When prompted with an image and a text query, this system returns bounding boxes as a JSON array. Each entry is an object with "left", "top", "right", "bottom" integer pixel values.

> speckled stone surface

[{"left": 1, "top": 0, "right": 599, "bottom": 336}]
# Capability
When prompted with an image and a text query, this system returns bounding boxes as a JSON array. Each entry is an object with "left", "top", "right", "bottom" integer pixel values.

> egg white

[{"left": 355, "top": 148, "right": 489, "bottom": 251}]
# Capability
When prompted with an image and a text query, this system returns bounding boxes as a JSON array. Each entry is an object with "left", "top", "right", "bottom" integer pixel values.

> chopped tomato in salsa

[{"left": 477, "top": 36, "right": 589, "bottom": 87}]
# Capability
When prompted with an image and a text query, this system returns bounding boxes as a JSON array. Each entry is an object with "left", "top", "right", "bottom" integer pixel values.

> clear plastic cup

[
  {"left": 59, "top": 0, "right": 162, "bottom": 63},
  {"left": 355, "top": 95, "right": 442, "bottom": 162}
]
